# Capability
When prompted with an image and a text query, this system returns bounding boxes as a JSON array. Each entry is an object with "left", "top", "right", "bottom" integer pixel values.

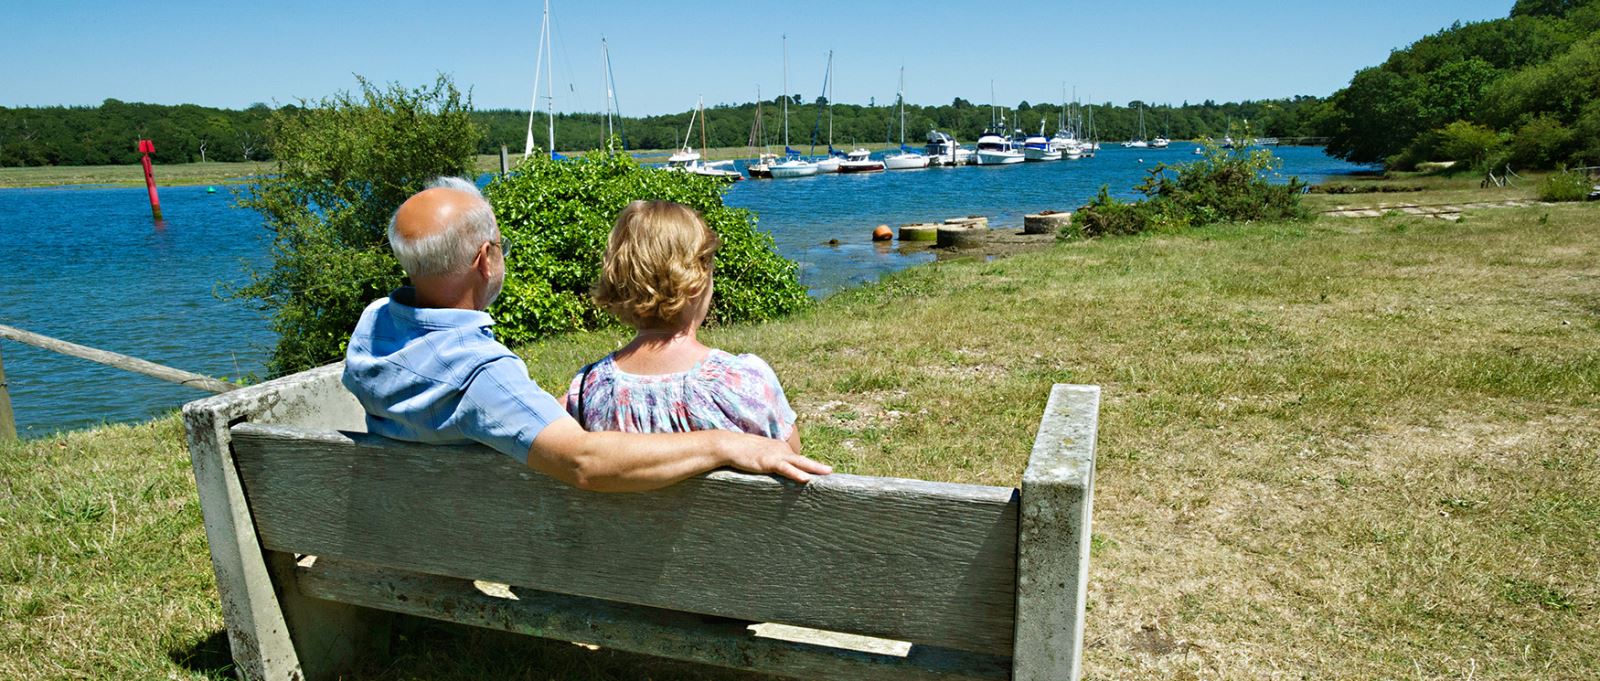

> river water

[{"left": 0, "top": 144, "right": 1370, "bottom": 435}]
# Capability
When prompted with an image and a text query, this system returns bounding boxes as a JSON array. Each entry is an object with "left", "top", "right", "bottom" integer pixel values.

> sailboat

[
  {"left": 599, "top": 38, "right": 626, "bottom": 151},
  {"left": 1049, "top": 86, "right": 1082, "bottom": 159},
  {"left": 883, "top": 67, "right": 930, "bottom": 170},
  {"left": 523, "top": 0, "right": 560, "bottom": 159},
  {"left": 769, "top": 35, "right": 818, "bottom": 179},
  {"left": 810, "top": 51, "right": 843, "bottom": 174},
  {"left": 1149, "top": 106, "right": 1170, "bottom": 149},
  {"left": 665, "top": 97, "right": 741, "bottom": 181},
  {"left": 745, "top": 86, "right": 776, "bottom": 178},
  {"left": 1122, "top": 103, "right": 1149, "bottom": 149}
]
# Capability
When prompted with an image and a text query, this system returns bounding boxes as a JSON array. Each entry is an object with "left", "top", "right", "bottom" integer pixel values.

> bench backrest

[
  {"left": 185, "top": 362, "right": 1099, "bottom": 680},
  {"left": 230, "top": 422, "right": 1021, "bottom": 655}
]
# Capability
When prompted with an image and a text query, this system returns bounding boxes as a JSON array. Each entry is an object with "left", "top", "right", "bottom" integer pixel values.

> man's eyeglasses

[{"left": 493, "top": 235, "right": 516, "bottom": 259}]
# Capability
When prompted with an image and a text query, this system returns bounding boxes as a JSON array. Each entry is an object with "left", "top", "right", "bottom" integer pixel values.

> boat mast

[
  {"left": 897, "top": 66, "right": 906, "bottom": 149},
  {"left": 545, "top": 1, "right": 555, "bottom": 158},
  {"left": 699, "top": 97, "right": 708, "bottom": 161},
  {"left": 827, "top": 51, "right": 835, "bottom": 153},
  {"left": 601, "top": 38, "right": 612, "bottom": 149},
  {"left": 524, "top": 0, "right": 552, "bottom": 157},
  {"left": 781, "top": 35, "right": 791, "bottom": 154}
]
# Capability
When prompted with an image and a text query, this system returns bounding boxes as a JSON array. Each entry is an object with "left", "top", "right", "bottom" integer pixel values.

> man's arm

[{"left": 528, "top": 416, "right": 831, "bottom": 493}]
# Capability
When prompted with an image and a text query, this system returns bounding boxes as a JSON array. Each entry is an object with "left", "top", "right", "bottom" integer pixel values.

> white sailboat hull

[
  {"left": 883, "top": 153, "right": 930, "bottom": 170},
  {"left": 814, "top": 157, "right": 842, "bottom": 173},
  {"left": 770, "top": 161, "right": 819, "bottom": 178}
]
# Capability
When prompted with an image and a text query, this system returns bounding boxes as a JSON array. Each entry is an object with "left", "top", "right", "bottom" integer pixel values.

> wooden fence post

[
  {"left": 499, "top": 144, "right": 510, "bottom": 177},
  {"left": 0, "top": 343, "right": 14, "bottom": 440}
]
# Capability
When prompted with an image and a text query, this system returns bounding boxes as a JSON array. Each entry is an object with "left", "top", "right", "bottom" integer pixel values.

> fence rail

[{"left": 0, "top": 323, "right": 238, "bottom": 439}]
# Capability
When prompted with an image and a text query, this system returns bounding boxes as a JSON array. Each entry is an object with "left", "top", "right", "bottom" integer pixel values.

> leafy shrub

[
  {"left": 1434, "top": 121, "right": 1508, "bottom": 169},
  {"left": 1070, "top": 186, "right": 1168, "bottom": 238},
  {"left": 1538, "top": 170, "right": 1595, "bottom": 201},
  {"left": 1067, "top": 144, "right": 1307, "bottom": 240},
  {"left": 234, "top": 76, "right": 480, "bottom": 375},
  {"left": 484, "top": 147, "right": 808, "bottom": 348},
  {"left": 1507, "top": 115, "right": 1577, "bottom": 168}
]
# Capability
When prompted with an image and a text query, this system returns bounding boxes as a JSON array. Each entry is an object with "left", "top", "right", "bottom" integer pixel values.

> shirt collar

[{"left": 386, "top": 287, "right": 495, "bottom": 331}]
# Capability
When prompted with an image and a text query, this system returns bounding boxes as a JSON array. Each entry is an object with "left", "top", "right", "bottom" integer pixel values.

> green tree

[{"left": 234, "top": 76, "right": 481, "bottom": 375}]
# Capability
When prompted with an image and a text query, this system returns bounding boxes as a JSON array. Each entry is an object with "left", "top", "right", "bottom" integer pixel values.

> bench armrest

[{"left": 1013, "top": 384, "right": 1101, "bottom": 681}]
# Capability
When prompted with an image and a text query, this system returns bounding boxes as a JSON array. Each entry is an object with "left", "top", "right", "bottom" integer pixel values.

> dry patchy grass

[
  {"left": 1, "top": 203, "right": 1596, "bottom": 679},
  {"left": 0, "top": 161, "right": 272, "bottom": 189}
]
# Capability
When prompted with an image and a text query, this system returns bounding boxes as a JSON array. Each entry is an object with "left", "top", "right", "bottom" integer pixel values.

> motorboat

[
  {"left": 924, "top": 130, "right": 971, "bottom": 165},
  {"left": 1150, "top": 137, "right": 1171, "bottom": 149},
  {"left": 1023, "top": 122, "right": 1061, "bottom": 161},
  {"left": 837, "top": 147, "right": 885, "bottom": 173},
  {"left": 974, "top": 128, "right": 1024, "bottom": 165}
]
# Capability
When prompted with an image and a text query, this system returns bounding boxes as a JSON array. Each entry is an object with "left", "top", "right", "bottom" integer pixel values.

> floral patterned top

[{"left": 564, "top": 349, "right": 797, "bottom": 440}]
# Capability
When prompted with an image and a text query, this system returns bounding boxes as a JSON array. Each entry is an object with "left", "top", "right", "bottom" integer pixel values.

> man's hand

[{"left": 715, "top": 431, "right": 832, "bottom": 483}]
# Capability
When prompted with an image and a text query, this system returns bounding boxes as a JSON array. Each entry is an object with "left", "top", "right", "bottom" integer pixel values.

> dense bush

[
  {"left": 234, "top": 76, "right": 480, "bottom": 375},
  {"left": 1068, "top": 144, "right": 1307, "bottom": 239},
  {"left": 483, "top": 146, "right": 808, "bottom": 348},
  {"left": 1537, "top": 170, "right": 1595, "bottom": 201}
]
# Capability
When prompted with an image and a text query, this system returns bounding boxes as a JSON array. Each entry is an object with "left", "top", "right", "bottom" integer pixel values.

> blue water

[{"left": 0, "top": 144, "right": 1371, "bottom": 435}]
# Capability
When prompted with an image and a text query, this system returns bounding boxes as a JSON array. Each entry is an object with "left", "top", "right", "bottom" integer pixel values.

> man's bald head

[{"left": 388, "top": 177, "right": 498, "bottom": 279}]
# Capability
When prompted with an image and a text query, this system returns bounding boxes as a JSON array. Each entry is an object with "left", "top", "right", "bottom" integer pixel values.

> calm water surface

[{"left": 0, "top": 144, "right": 1371, "bottom": 435}]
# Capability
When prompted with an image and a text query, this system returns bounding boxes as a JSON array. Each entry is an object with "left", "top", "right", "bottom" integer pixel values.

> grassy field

[
  {"left": 0, "top": 161, "right": 273, "bottom": 189},
  {"left": 2, "top": 203, "right": 1597, "bottom": 679},
  {"left": 1304, "top": 168, "right": 1546, "bottom": 213}
]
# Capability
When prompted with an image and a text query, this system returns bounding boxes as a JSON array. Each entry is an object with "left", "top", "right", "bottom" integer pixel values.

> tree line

[
  {"left": 2, "top": 93, "right": 1328, "bottom": 168},
  {"left": 1320, "top": 0, "right": 1600, "bottom": 170}
]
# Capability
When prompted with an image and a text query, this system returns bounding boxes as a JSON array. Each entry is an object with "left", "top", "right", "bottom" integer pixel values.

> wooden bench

[{"left": 183, "top": 363, "right": 1100, "bottom": 680}]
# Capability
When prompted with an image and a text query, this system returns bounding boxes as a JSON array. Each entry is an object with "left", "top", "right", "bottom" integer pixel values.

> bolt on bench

[{"left": 183, "top": 363, "right": 1099, "bottom": 680}]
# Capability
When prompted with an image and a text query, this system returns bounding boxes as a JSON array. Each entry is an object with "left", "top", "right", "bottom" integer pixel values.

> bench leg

[{"left": 267, "top": 552, "right": 392, "bottom": 680}]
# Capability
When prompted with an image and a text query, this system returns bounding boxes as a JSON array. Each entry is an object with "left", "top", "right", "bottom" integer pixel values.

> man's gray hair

[{"left": 388, "top": 176, "right": 498, "bottom": 278}]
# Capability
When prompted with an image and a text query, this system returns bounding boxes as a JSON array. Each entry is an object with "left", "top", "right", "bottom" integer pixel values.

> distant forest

[{"left": 0, "top": 95, "right": 1327, "bottom": 167}]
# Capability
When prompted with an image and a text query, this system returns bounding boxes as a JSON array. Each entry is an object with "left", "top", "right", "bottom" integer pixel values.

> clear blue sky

[{"left": 4, "top": 1, "right": 1514, "bottom": 115}]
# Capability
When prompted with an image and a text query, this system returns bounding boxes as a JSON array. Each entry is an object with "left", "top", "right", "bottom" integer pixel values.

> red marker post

[{"left": 137, "top": 139, "right": 162, "bottom": 221}]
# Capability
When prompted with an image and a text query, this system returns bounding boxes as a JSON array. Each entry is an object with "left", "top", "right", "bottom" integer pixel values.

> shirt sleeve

[
  {"left": 457, "top": 355, "right": 569, "bottom": 464},
  {"left": 724, "top": 354, "right": 798, "bottom": 441}
]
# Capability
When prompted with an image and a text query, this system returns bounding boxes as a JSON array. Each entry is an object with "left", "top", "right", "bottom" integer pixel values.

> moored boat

[
  {"left": 882, "top": 67, "right": 930, "bottom": 170},
  {"left": 1023, "top": 121, "right": 1061, "bottom": 161},
  {"left": 837, "top": 147, "right": 885, "bottom": 173},
  {"left": 924, "top": 130, "right": 971, "bottom": 165},
  {"left": 975, "top": 127, "right": 1024, "bottom": 165}
]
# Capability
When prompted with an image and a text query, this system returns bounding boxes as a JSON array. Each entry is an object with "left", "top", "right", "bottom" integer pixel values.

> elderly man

[{"left": 343, "top": 177, "right": 830, "bottom": 491}]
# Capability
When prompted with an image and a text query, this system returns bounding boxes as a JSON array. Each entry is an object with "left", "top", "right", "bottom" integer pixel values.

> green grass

[
  {"left": 0, "top": 161, "right": 273, "bottom": 189},
  {"left": 1305, "top": 169, "right": 1546, "bottom": 213},
  {"left": 3, "top": 203, "right": 1598, "bottom": 679}
]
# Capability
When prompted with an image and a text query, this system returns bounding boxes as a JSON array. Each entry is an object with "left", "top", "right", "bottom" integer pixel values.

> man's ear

[{"left": 473, "top": 242, "right": 493, "bottom": 278}]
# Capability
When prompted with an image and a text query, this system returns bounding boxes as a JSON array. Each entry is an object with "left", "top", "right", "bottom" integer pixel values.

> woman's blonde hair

[{"left": 592, "top": 200, "right": 721, "bottom": 330}]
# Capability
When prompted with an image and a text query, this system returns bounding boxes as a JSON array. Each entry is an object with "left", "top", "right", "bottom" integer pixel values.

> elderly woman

[{"left": 565, "top": 200, "right": 801, "bottom": 453}]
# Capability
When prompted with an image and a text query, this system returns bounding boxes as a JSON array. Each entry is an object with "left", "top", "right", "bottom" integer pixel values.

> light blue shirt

[{"left": 341, "top": 288, "right": 567, "bottom": 464}]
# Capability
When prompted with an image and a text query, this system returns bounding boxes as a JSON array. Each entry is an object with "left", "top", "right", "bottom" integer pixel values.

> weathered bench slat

[
  {"left": 232, "top": 423, "right": 1020, "bottom": 656},
  {"left": 296, "top": 558, "right": 1011, "bottom": 681}
]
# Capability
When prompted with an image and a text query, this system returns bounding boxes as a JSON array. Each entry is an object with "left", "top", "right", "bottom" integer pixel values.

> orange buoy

[{"left": 872, "top": 224, "right": 893, "bottom": 241}]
